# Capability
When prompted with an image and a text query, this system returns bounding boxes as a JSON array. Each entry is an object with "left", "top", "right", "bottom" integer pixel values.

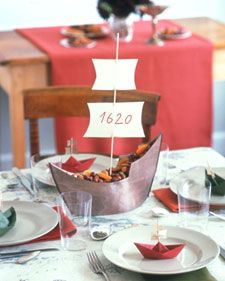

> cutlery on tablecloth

[
  {"left": 210, "top": 211, "right": 225, "bottom": 221},
  {"left": 0, "top": 241, "right": 61, "bottom": 258},
  {"left": 87, "top": 251, "right": 111, "bottom": 281},
  {"left": 0, "top": 247, "right": 59, "bottom": 259},
  {"left": 1, "top": 171, "right": 20, "bottom": 189},
  {"left": 220, "top": 246, "right": 225, "bottom": 260},
  {"left": 16, "top": 251, "right": 41, "bottom": 264},
  {"left": 0, "top": 251, "right": 41, "bottom": 264},
  {"left": 12, "top": 167, "right": 35, "bottom": 196}
]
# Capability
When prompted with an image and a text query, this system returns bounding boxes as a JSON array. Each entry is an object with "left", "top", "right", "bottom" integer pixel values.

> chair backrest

[{"left": 23, "top": 86, "right": 160, "bottom": 156}]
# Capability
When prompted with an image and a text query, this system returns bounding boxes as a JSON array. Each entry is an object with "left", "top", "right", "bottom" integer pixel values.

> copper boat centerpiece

[
  {"left": 50, "top": 52, "right": 161, "bottom": 216},
  {"left": 50, "top": 134, "right": 161, "bottom": 215}
]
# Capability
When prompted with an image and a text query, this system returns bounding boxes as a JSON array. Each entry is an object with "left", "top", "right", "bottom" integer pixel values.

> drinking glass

[
  {"left": 177, "top": 175, "right": 211, "bottom": 233},
  {"left": 0, "top": 190, "right": 2, "bottom": 210},
  {"left": 57, "top": 191, "right": 92, "bottom": 251},
  {"left": 109, "top": 16, "right": 133, "bottom": 42},
  {"left": 137, "top": 4, "right": 168, "bottom": 46}
]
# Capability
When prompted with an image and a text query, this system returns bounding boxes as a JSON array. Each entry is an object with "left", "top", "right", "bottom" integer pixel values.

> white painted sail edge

[
  {"left": 83, "top": 102, "right": 144, "bottom": 138},
  {"left": 92, "top": 59, "right": 138, "bottom": 90}
]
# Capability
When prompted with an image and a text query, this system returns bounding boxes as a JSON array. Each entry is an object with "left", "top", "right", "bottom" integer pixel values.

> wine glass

[{"left": 137, "top": 5, "right": 168, "bottom": 46}]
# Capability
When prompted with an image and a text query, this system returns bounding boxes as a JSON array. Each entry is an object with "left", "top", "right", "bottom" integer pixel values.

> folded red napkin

[
  {"left": 30, "top": 206, "right": 76, "bottom": 243},
  {"left": 61, "top": 156, "right": 96, "bottom": 173},
  {"left": 134, "top": 241, "right": 185, "bottom": 259},
  {"left": 153, "top": 187, "right": 225, "bottom": 212},
  {"left": 153, "top": 188, "right": 179, "bottom": 212}
]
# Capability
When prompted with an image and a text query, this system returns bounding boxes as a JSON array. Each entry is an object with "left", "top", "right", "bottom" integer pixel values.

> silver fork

[{"left": 87, "top": 251, "right": 111, "bottom": 281}]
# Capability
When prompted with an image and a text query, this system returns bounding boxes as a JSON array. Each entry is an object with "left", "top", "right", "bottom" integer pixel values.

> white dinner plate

[
  {"left": 0, "top": 201, "right": 58, "bottom": 246},
  {"left": 59, "top": 38, "right": 96, "bottom": 49},
  {"left": 60, "top": 25, "right": 109, "bottom": 39},
  {"left": 33, "top": 153, "right": 118, "bottom": 187},
  {"left": 170, "top": 166, "right": 225, "bottom": 205},
  {"left": 157, "top": 30, "right": 192, "bottom": 40},
  {"left": 102, "top": 225, "right": 219, "bottom": 275}
]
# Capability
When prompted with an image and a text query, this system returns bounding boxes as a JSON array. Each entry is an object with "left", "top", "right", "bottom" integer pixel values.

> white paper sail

[
  {"left": 92, "top": 59, "right": 138, "bottom": 90},
  {"left": 84, "top": 102, "right": 145, "bottom": 138}
]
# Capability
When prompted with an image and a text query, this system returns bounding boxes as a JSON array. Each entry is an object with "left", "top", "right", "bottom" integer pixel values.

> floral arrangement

[{"left": 97, "top": 0, "right": 154, "bottom": 19}]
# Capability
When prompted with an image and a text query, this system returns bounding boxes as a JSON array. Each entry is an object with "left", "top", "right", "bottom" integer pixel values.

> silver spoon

[
  {"left": 1, "top": 172, "right": 20, "bottom": 189},
  {"left": 7, "top": 179, "right": 20, "bottom": 189},
  {"left": 16, "top": 251, "right": 41, "bottom": 264},
  {"left": 1, "top": 172, "right": 10, "bottom": 179}
]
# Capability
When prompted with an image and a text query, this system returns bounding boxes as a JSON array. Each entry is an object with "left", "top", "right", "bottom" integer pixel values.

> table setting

[
  {"left": 0, "top": 144, "right": 225, "bottom": 281},
  {"left": 0, "top": 4, "right": 222, "bottom": 278}
]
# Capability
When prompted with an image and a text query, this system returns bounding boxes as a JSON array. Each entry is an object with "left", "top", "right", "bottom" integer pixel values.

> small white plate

[
  {"left": 60, "top": 38, "right": 96, "bottom": 49},
  {"left": 33, "top": 153, "right": 118, "bottom": 187},
  {"left": 0, "top": 201, "right": 58, "bottom": 246},
  {"left": 102, "top": 225, "right": 219, "bottom": 275},
  {"left": 157, "top": 30, "right": 192, "bottom": 40},
  {"left": 170, "top": 166, "right": 225, "bottom": 205},
  {"left": 60, "top": 25, "right": 109, "bottom": 39}
]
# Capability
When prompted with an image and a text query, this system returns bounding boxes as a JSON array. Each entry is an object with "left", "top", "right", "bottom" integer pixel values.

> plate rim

[
  {"left": 34, "top": 153, "right": 117, "bottom": 187},
  {"left": 102, "top": 225, "right": 219, "bottom": 275},
  {"left": 59, "top": 38, "right": 96, "bottom": 49},
  {"left": 157, "top": 30, "right": 192, "bottom": 40},
  {"left": 0, "top": 200, "right": 58, "bottom": 246},
  {"left": 170, "top": 166, "right": 225, "bottom": 205},
  {"left": 60, "top": 25, "right": 109, "bottom": 39}
]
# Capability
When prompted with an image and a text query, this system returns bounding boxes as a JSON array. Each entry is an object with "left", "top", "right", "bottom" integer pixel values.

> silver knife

[
  {"left": 12, "top": 167, "right": 35, "bottom": 196},
  {"left": 220, "top": 246, "right": 225, "bottom": 260},
  {"left": 0, "top": 241, "right": 61, "bottom": 258}
]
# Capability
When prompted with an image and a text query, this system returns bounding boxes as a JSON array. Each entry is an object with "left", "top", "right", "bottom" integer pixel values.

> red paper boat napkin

[
  {"left": 30, "top": 206, "right": 77, "bottom": 243},
  {"left": 153, "top": 187, "right": 225, "bottom": 212},
  {"left": 61, "top": 156, "right": 96, "bottom": 173},
  {"left": 134, "top": 241, "right": 185, "bottom": 259}
]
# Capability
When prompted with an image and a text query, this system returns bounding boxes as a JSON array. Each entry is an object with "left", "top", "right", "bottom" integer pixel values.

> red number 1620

[{"left": 99, "top": 112, "right": 132, "bottom": 125}]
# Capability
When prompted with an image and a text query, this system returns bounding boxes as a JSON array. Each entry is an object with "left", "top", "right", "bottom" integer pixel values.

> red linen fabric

[
  {"left": 153, "top": 187, "right": 179, "bottom": 212},
  {"left": 30, "top": 206, "right": 76, "bottom": 243},
  {"left": 153, "top": 187, "right": 225, "bottom": 212},
  {"left": 17, "top": 20, "right": 213, "bottom": 154}
]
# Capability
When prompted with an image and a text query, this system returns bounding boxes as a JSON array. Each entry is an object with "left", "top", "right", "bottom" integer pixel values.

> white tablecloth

[{"left": 0, "top": 147, "right": 225, "bottom": 281}]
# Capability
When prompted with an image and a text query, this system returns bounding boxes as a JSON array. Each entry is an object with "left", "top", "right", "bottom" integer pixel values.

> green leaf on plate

[
  {"left": 205, "top": 169, "right": 225, "bottom": 196},
  {"left": 0, "top": 207, "right": 16, "bottom": 237}
]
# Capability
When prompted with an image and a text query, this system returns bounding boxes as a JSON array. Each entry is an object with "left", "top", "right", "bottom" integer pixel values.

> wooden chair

[{"left": 23, "top": 86, "right": 160, "bottom": 157}]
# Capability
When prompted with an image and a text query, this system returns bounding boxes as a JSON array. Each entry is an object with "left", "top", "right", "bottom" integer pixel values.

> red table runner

[{"left": 17, "top": 20, "right": 213, "bottom": 155}]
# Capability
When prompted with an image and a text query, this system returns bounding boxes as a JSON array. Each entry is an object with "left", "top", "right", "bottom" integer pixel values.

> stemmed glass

[{"left": 137, "top": 5, "right": 168, "bottom": 46}]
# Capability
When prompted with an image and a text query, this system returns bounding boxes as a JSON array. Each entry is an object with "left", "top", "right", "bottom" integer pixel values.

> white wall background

[
  {"left": 1, "top": 0, "right": 225, "bottom": 30},
  {"left": 0, "top": 0, "right": 225, "bottom": 169}
]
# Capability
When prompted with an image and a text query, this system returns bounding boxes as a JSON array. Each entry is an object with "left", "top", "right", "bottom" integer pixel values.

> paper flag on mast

[
  {"left": 92, "top": 59, "right": 138, "bottom": 90},
  {"left": 84, "top": 102, "right": 145, "bottom": 138}
]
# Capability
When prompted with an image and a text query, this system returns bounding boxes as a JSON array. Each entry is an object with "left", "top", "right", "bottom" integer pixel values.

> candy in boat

[{"left": 50, "top": 134, "right": 162, "bottom": 215}]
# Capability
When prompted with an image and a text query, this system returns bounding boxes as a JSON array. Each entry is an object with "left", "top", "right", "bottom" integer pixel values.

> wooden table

[
  {"left": 1, "top": 17, "right": 225, "bottom": 168},
  {"left": 176, "top": 17, "right": 225, "bottom": 80}
]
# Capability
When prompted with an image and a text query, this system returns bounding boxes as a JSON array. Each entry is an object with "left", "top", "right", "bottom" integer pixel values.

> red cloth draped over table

[{"left": 17, "top": 20, "right": 213, "bottom": 154}]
